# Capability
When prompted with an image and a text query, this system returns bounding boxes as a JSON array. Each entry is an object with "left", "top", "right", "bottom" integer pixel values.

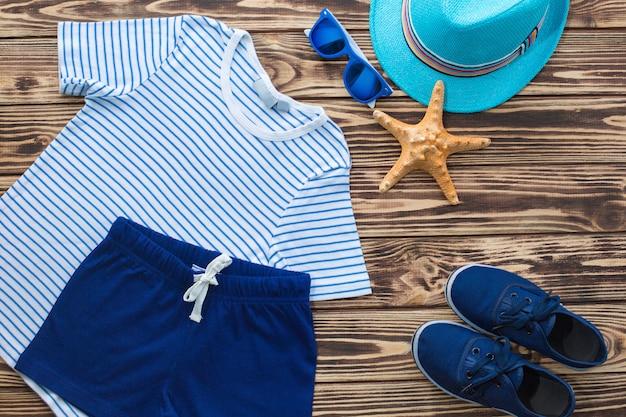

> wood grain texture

[
  {"left": 2, "top": 306, "right": 625, "bottom": 416},
  {"left": 1, "top": 0, "right": 626, "bottom": 415},
  {"left": 0, "top": 0, "right": 626, "bottom": 37},
  {"left": 354, "top": 233, "right": 626, "bottom": 309},
  {"left": 2, "top": 29, "right": 626, "bottom": 104},
  {"left": 5, "top": 95, "right": 626, "bottom": 169}
]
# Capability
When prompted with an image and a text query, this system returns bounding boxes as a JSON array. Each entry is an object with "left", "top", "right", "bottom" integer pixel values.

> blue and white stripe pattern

[{"left": 0, "top": 15, "right": 371, "bottom": 416}]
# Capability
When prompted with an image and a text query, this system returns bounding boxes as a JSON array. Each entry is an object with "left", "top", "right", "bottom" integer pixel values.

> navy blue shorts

[{"left": 16, "top": 218, "right": 317, "bottom": 417}]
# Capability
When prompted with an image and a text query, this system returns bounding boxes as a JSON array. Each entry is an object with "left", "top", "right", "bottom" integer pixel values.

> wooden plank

[
  {"left": 0, "top": 0, "right": 329, "bottom": 37},
  {"left": 3, "top": 377, "right": 626, "bottom": 417},
  {"left": 2, "top": 30, "right": 626, "bottom": 104},
  {"left": 0, "top": 37, "right": 71, "bottom": 105},
  {"left": 3, "top": 161, "right": 625, "bottom": 237},
  {"left": 2, "top": 167, "right": 625, "bottom": 307},
  {"left": 0, "top": 0, "right": 625, "bottom": 38},
  {"left": 1, "top": 307, "right": 622, "bottom": 384},
  {"left": 314, "top": 306, "right": 626, "bottom": 416},
  {"left": 2, "top": 93, "right": 626, "bottom": 173},
  {"left": 2, "top": 305, "right": 626, "bottom": 416},
  {"left": 313, "top": 307, "right": 626, "bottom": 382},
  {"left": 0, "top": 175, "right": 18, "bottom": 194},
  {"left": 352, "top": 233, "right": 626, "bottom": 308},
  {"left": 336, "top": 96, "right": 626, "bottom": 169},
  {"left": 350, "top": 163, "right": 626, "bottom": 236},
  {"left": 2, "top": 105, "right": 625, "bottom": 237},
  {"left": 0, "top": 104, "right": 72, "bottom": 175},
  {"left": 0, "top": 170, "right": 624, "bottom": 306},
  {"left": 0, "top": 357, "right": 50, "bottom": 415},
  {"left": 312, "top": 376, "right": 626, "bottom": 416}
]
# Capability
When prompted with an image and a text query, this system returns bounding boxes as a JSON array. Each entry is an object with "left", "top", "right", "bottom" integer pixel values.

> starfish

[{"left": 374, "top": 80, "right": 491, "bottom": 205}]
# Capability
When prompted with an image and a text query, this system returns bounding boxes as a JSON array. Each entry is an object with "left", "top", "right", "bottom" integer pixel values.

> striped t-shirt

[{"left": 0, "top": 15, "right": 371, "bottom": 416}]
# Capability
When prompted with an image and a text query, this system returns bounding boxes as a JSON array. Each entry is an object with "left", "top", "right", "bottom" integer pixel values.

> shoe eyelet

[
  {"left": 525, "top": 297, "right": 532, "bottom": 304},
  {"left": 510, "top": 292, "right": 518, "bottom": 299},
  {"left": 486, "top": 353, "right": 495, "bottom": 361},
  {"left": 472, "top": 347, "right": 480, "bottom": 355},
  {"left": 466, "top": 370, "right": 473, "bottom": 379},
  {"left": 496, "top": 380, "right": 503, "bottom": 388}
]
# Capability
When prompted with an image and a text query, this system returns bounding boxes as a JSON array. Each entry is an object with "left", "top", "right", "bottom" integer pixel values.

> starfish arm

[
  {"left": 423, "top": 80, "right": 445, "bottom": 129},
  {"left": 379, "top": 151, "right": 417, "bottom": 193},
  {"left": 425, "top": 162, "right": 460, "bottom": 205},
  {"left": 373, "top": 110, "right": 413, "bottom": 144},
  {"left": 443, "top": 133, "right": 491, "bottom": 155}
]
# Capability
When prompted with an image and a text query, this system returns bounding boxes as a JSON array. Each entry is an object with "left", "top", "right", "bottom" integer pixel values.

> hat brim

[{"left": 370, "top": 0, "right": 569, "bottom": 113}]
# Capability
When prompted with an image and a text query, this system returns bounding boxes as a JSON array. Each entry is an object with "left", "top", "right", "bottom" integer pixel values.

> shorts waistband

[{"left": 105, "top": 217, "right": 311, "bottom": 302}]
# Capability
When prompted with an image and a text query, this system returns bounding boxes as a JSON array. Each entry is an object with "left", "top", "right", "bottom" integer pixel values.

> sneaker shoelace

[
  {"left": 462, "top": 336, "right": 521, "bottom": 397},
  {"left": 494, "top": 290, "right": 561, "bottom": 333}
]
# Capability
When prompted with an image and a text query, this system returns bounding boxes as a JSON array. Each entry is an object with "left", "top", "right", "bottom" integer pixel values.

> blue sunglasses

[{"left": 305, "top": 9, "right": 393, "bottom": 108}]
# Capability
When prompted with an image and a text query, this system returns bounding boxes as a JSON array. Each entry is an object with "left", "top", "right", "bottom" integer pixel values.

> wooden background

[{"left": 1, "top": 0, "right": 626, "bottom": 415}]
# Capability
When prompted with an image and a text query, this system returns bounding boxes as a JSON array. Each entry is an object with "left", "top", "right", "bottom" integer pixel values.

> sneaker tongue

[
  {"left": 516, "top": 287, "right": 557, "bottom": 336},
  {"left": 539, "top": 313, "right": 557, "bottom": 336},
  {"left": 507, "top": 366, "right": 525, "bottom": 390}
]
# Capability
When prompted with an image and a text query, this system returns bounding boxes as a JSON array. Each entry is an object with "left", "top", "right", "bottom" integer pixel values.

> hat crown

[{"left": 409, "top": 0, "right": 550, "bottom": 67}]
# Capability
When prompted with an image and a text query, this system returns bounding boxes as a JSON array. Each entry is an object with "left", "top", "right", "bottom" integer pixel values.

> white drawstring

[{"left": 183, "top": 254, "right": 232, "bottom": 323}]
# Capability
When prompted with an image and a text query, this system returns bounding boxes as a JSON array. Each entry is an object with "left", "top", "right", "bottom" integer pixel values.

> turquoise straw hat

[{"left": 370, "top": 0, "right": 569, "bottom": 113}]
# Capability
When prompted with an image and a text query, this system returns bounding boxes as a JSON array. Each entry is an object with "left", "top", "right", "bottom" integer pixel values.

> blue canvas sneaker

[
  {"left": 412, "top": 321, "right": 575, "bottom": 417},
  {"left": 446, "top": 264, "right": 608, "bottom": 369}
]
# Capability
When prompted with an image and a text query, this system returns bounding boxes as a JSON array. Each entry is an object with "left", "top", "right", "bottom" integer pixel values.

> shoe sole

[
  {"left": 411, "top": 320, "right": 514, "bottom": 416},
  {"left": 445, "top": 264, "right": 499, "bottom": 338}
]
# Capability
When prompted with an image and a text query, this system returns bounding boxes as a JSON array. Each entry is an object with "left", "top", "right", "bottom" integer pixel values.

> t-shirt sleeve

[
  {"left": 270, "top": 167, "right": 372, "bottom": 301},
  {"left": 57, "top": 17, "right": 184, "bottom": 96}
]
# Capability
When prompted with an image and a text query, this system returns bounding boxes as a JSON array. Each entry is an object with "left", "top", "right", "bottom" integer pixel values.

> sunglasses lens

[
  {"left": 345, "top": 61, "right": 382, "bottom": 102},
  {"left": 311, "top": 20, "right": 346, "bottom": 56}
]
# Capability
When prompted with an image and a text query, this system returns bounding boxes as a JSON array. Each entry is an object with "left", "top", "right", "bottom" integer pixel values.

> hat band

[{"left": 402, "top": 0, "right": 548, "bottom": 77}]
